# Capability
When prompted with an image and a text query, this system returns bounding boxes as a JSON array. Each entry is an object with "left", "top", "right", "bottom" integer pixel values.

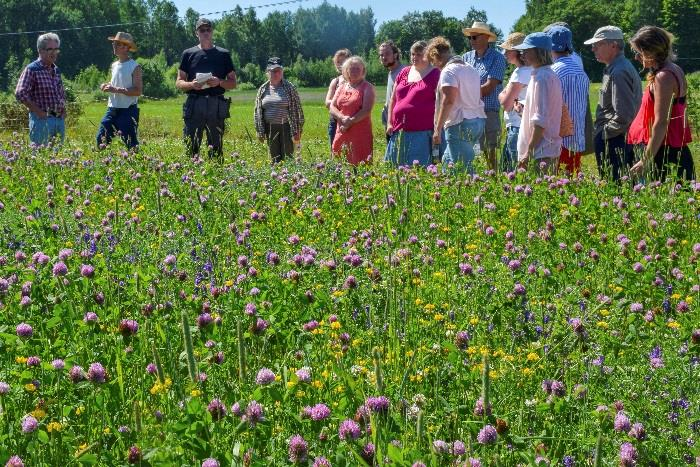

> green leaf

[
  {"left": 77, "top": 453, "right": 98, "bottom": 465},
  {"left": 37, "top": 430, "right": 49, "bottom": 444}
]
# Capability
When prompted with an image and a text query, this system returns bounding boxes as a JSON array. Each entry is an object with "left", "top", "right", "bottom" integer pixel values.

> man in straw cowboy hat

[
  {"left": 97, "top": 32, "right": 142, "bottom": 149},
  {"left": 462, "top": 21, "right": 506, "bottom": 172}
]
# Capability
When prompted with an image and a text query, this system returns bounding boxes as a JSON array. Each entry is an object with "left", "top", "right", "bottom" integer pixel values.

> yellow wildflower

[
  {"left": 526, "top": 352, "right": 539, "bottom": 362},
  {"left": 597, "top": 321, "right": 609, "bottom": 329},
  {"left": 667, "top": 321, "right": 680, "bottom": 330},
  {"left": 47, "top": 421, "right": 63, "bottom": 433}
]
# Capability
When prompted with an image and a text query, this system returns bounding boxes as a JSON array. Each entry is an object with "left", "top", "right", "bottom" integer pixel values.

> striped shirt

[
  {"left": 552, "top": 55, "right": 590, "bottom": 152},
  {"left": 254, "top": 79, "right": 304, "bottom": 137},
  {"left": 15, "top": 59, "right": 66, "bottom": 115},
  {"left": 261, "top": 85, "right": 289, "bottom": 125},
  {"left": 463, "top": 47, "right": 506, "bottom": 112}
]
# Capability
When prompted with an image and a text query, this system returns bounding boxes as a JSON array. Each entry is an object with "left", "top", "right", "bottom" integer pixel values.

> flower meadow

[{"left": 0, "top": 139, "right": 698, "bottom": 466}]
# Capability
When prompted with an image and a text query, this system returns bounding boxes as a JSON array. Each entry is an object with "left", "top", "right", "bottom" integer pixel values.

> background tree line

[{"left": 0, "top": 0, "right": 698, "bottom": 95}]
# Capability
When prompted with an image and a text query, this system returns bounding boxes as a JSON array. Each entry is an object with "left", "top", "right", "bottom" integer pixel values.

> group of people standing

[{"left": 13, "top": 18, "right": 695, "bottom": 182}]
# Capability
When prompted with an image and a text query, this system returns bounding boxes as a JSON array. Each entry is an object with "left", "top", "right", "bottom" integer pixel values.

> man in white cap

[
  {"left": 584, "top": 26, "right": 642, "bottom": 181},
  {"left": 462, "top": 21, "right": 506, "bottom": 171},
  {"left": 97, "top": 32, "right": 142, "bottom": 150}
]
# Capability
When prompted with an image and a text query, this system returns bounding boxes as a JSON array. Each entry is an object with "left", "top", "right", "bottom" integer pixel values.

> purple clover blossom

[
  {"left": 303, "top": 320, "right": 319, "bottom": 332},
  {"left": 0, "top": 381, "right": 10, "bottom": 394},
  {"left": 119, "top": 319, "right": 139, "bottom": 336},
  {"left": 26, "top": 356, "right": 40, "bottom": 367},
  {"left": 80, "top": 264, "right": 95, "bottom": 278},
  {"left": 202, "top": 459, "right": 220, "bottom": 467},
  {"left": 21, "top": 415, "right": 38, "bottom": 433},
  {"left": 255, "top": 368, "right": 276, "bottom": 385},
  {"left": 313, "top": 457, "right": 332, "bottom": 467},
  {"left": 614, "top": 411, "right": 631, "bottom": 432},
  {"left": 452, "top": 440, "right": 466, "bottom": 456},
  {"left": 338, "top": 419, "right": 361, "bottom": 441},
  {"left": 454, "top": 331, "right": 470, "bottom": 349},
  {"left": 628, "top": 422, "right": 646, "bottom": 440},
  {"left": 619, "top": 442, "right": 637, "bottom": 466},
  {"left": 197, "top": 312, "right": 214, "bottom": 328},
  {"left": 207, "top": 398, "right": 227, "bottom": 421},
  {"left": 649, "top": 346, "right": 664, "bottom": 369},
  {"left": 52, "top": 261, "right": 68, "bottom": 276},
  {"left": 288, "top": 434, "right": 309, "bottom": 463},
  {"left": 630, "top": 303, "right": 643, "bottom": 313},
  {"left": 365, "top": 396, "right": 390, "bottom": 413},
  {"left": 360, "top": 443, "right": 375, "bottom": 464},
  {"left": 83, "top": 311, "right": 98, "bottom": 323},
  {"left": 432, "top": 440, "right": 450, "bottom": 454},
  {"left": 243, "top": 400, "right": 264, "bottom": 427},
  {"left": 69, "top": 365, "right": 86, "bottom": 383},
  {"left": 15, "top": 323, "right": 33, "bottom": 338},
  {"left": 52, "top": 359, "right": 65, "bottom": 370},
  {"left": 476, "top": 424, "right": 497, "bottom": 444},
  {"left": 87, "top": 362, "right": 107, "bottom": 383},
  {"left": 473, "top": 397, "right": 493, "bottom": 417},
  {"left": 5, "top": 455, "right": 24, "bottom": 467},
  {"left": 310, "top": 403, "right": 331, "bottom": 421},
  {"left": 296, "top": 367, "right": 312, "bottom": 382}
]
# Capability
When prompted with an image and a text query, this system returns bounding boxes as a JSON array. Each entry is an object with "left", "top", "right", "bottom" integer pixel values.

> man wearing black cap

[{"left": 176, "top": 18, "right": 237, "bottom": 160}]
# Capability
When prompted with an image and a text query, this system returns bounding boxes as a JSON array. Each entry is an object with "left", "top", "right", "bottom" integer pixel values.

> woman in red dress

[{"left": 330, "top": 56, "right": 376, "bottom": 165}]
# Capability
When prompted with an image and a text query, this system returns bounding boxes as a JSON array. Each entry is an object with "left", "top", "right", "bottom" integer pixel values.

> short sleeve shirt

[
  {"left": 463, "top": 47, "right": 506, "bottom": 112},
  {"left": 179, "top": 45, "right": 235, "bottom": 96}
]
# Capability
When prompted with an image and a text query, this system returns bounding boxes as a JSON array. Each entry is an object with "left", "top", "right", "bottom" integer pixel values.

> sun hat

[
  {"left": 462, "top": 21, "right": 498, "bottom": 42},
  {"left": 266, "top": 57, "right": 283, "bottom": 71},
  {"left": 498, "top": 32, "right": 526, "bottom": 51},
  {"left": 107, "top": 32, "right": 137, "bottom": 52},
  {"left": 545, "top": 25, "right": 574, "bottom": 52},
  {"left": 583, "top": 26, "right": 624, "bottom": 45},
  {"left": 512, "top": 32, "right": 553, "bottom": 51}
]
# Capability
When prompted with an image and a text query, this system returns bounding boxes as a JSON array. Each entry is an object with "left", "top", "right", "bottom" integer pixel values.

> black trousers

[
  {"left": 652, "top": 145, "right": 695, "bottom": 182},
  {"left": 594, "top": 132, "right": 635, "bottom": 181},
  {"left": 266, "top": 122, "right": 294, "bottom": 163},
  {"left": 183, "top": 94, "right": 230, "bottom": 159}
]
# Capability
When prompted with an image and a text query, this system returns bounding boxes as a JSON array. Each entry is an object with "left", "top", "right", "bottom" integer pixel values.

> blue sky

[{"left": 172, "top": 0, "right": 526, "bottom": 36}]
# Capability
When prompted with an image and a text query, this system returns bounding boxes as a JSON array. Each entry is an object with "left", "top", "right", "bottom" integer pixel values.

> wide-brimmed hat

[
  {"left": 463, "top": 22, "right": 498, "bottom": 42},
  {"left": 266, "top": 57, "right": 283, "bottom": 71},
  {"left": 583, "top": 26, "right": 624, "bottom": 45},
  {"left": 512, "top": 32, "right": 553, "bottom": 51},
  {"left": 498, "top": 32, "right": 526, "bottom": 51},
  {"left": 107, "top": 32, "right": 137, "bottom": 52}
]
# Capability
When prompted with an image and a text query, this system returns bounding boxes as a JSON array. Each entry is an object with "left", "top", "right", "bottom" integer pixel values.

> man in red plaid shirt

[{"left": 15, "top": 33, "right": 66, "bottom": 145}]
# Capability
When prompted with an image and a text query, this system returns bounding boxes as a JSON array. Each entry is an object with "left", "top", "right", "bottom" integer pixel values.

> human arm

[
  {"left": 339, "top": 83, "right": 375, "bottom": 132},
  {"left": 386, "top": 84, "right": 397, "bottom": 135},
  {"left": 100, "top": 65, "right": 143, "bottom": 96},
  {"left": 630, "top": 72, "right": 675, "bottom": 175},
  {"left": 481, "top": 77, "right": 501, "bottom": 98},
  {"left": 433, "top": 85, "right": 457, "bottom": 145},
  {"left": 499, "top": 81, "right": 525, "bottom": 112},
  {"left": 15, "top": 67, "right": 47, "bottom": 118},
  {"left": 176, "top": 69, "right": 204, "bottom": 92},
  {"left": 325, "top": 77, "right": 339, "bottom": 109},
  {"left": 288, "top": 82, "right": 304, "bottom": 142}
]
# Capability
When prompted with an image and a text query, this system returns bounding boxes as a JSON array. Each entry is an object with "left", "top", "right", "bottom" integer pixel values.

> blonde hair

[
  {"left": 341, "top": 56, "right": 367, "bottom": 81},
  {"left": 426, "top": 36, "right": 452, "bottom": 66},
  {"left": 334, "top": 49, "right": 352, "bottom": 62}
]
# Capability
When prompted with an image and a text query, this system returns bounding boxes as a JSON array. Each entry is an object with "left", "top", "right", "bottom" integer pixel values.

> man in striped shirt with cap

[{"left": 546, "top": 25, "right": 590, "bottom": 175}]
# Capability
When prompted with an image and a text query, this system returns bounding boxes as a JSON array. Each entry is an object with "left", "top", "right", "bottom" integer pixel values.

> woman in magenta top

[
  {"left": 628, "top": 26, "right": 694, "bottom": 182},
  {"left": 384, "top": 41, "right": 440, "bottom": 166}
]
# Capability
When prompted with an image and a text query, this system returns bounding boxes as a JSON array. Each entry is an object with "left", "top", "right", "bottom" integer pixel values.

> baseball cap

[
  {"left": 584, "top": 26, "right": 624, "bottom": 45},
  {"left": 545, "top": 26, "right": 573, "bottom": 52},
  {"left": 266, "top": 57, "right": 283, "bottom": 71},
  {"left": 512, "top": 32, "right": 553, "bottom": 51},
  {"left": 195, "top": 18, "right": 213, "bottom": 30}
]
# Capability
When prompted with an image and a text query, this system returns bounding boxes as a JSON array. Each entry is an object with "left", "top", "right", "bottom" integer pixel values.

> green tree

[{"left": 661, "top": 0, "right": 700, "bottom": 72}]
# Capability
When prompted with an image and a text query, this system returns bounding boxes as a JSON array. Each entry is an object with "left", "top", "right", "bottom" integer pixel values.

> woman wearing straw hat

[
  {"left": 498, "top": 32, "right": 531, "bottom": 173},
  {"left": 97, "top": 32, "right": 142, "bottom": 150},
  {"left": 462, "top": 21, "right": 506, "bottom": 172}
]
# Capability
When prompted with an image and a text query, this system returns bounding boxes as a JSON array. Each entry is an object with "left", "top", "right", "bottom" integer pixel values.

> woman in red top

[
  {"left": 330, "top": 56, "right": 376, "bottom": 166},
  {"left": 384, "top": 41, "right": 440, "bottom": 166},
  {"left": 628, "top": 26, "right": 695, "bottom": 182}
]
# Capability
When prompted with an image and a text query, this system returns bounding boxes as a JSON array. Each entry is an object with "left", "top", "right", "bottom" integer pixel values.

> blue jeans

[
  {"left": 328, "top": 118, "right": 337, "bottom": 151},
  {"left": 500, "top": 126, "right": 519, "bottom": 173},
  {"left": 97, "top": 105, "right": 139, "bottom": 149},
  {"left": 29, "top": 113, "right": 65, "bottom": 146},
  {"left": 442, "top": 117, "right": 485, "bottom": 173},
  {"left": 384, "top": 130, "right": 432, "bottom": 166}
]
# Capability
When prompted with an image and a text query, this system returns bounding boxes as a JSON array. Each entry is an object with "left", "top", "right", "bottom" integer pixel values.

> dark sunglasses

[
  {"left": 198, "top": 27, "right": 212, "bottom": 32},
  {"left": 468, "top": 35, "right": 483, "bottom": 40},
  {"left": 43, "top": 47, "right": 60, "bottom": 52}
]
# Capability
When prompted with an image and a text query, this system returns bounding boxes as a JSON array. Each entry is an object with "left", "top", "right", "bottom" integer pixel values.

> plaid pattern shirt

[
  {"left": 463, "top": 48, "right": 506, "bottom": 112},
  {"left": 15, "top": 59, "right": 66, "bottom": 115},
  {"left": 254, "top": 79, "right": 304, "bottom": 138}
]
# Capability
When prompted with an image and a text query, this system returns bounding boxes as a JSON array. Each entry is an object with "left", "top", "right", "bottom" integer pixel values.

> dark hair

[
  {"left": 379, "top": 40, "right": 401, "bottom": 59},
  {"left": 630, "top": 26, "right": 676, "bottom": 66},
  {"left": 334, "top": 49, "right": 352, "bottom": 61}
]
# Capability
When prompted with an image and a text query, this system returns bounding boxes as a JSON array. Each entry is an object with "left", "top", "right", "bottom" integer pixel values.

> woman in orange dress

[{"left": 330, "top": 56, "right": 376, "bottom": 165}]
